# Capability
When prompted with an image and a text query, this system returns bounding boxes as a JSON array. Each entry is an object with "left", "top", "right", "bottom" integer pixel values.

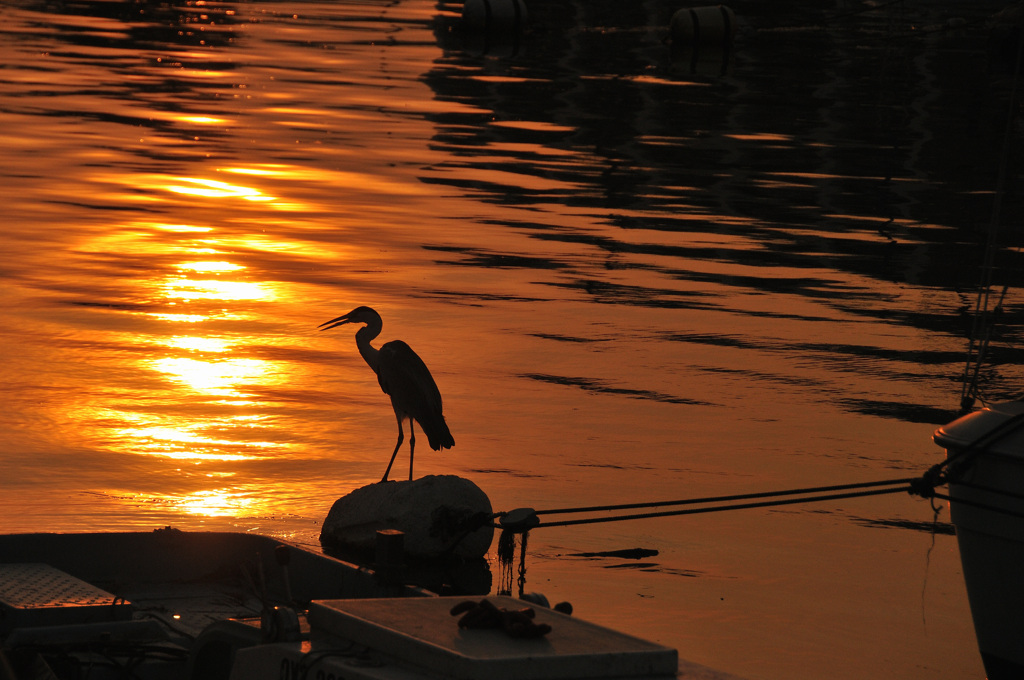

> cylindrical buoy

[
  {"left": 462, "top": 0, "right": 528, "bottom": 58},
  {"left": 670, "top": 5, "right": 736, "bottom": 76}
]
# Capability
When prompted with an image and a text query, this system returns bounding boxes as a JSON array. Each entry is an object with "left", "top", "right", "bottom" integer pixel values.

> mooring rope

[
  {"left": 533, "top": 485, "right": 916, "bottom": 528},
  {"left": 500, "top": 412, "right": 1024, "bottom": 531},
  {"left": 493, "top": 409, "right": 1024, "bottom": 595},
  {"left": 531, "top": 478, "right": 919, "bottom": 519},
  {"left": 494, "top": 476, "right": 925, "bottom": 593},
  {"left": 493, "top": 475, "right": 946, "bottom": 536}
]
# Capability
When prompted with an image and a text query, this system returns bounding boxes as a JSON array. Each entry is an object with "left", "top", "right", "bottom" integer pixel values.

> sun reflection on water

[
  {"left": 32, "top": 161, "right": 338, "bottom": 520},
  {"left": 133, "top": 489, "right": 257, "bottom": 517},
  {"left": 150, "top": 356, "right": 269, "bottom": 397},
  {"left": 120, "top": 425, "right": 259, "bottom": 461},
  {"left": 178, "top": 116, "right": 226, "bottom": 125},
  {"left": 163, "top": 335, "right": 231, "bottom": 353},
  {"left": 155, "top": 224, "right": 213, "bottom": 233},
  {"left": 163, "top": 278, "right": 272, "bottom": 302},
  {"left": 174, "top": 260, "right": 244, "bottom": 273},
  {"left": 165, "top": 177, "right": 272, "bottom": 201},
  {"left": 147, "top": 312, "right": 208, "bottom": 323},
  {"left": 82, "top": 197, "right": 299, "bottom": 480},
  {"left": 176, "top": 489, "right": 255, "bottom": 517},
  {"left": 107, "top": 405, "right": 283, "bottom": 462}
]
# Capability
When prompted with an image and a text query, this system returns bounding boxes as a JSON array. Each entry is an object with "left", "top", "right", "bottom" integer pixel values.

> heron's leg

[
  {"left": 382, "top": 416, "right": 405, "bottom": 482},
  {"left": 408, "top": 421, "right": 416, "bottom": 481}
]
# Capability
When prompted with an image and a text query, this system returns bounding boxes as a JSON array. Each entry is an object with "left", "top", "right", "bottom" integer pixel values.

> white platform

[{"left": 307, "top": 596, "right": 679, "bottom": 680}]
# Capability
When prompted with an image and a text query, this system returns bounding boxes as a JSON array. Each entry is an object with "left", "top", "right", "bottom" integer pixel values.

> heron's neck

[{"left": 355, "top": 324, "right": 381, "bottom": 373}]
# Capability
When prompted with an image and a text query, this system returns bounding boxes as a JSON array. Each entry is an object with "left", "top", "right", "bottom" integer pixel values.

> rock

[{"left": 320, "top": 475, "right": 494, "bottom": 559}]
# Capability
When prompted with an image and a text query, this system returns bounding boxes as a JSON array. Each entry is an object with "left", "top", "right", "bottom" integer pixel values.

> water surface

[{"left": 3, "top": 1, "right": 1022, "bottom": 678}]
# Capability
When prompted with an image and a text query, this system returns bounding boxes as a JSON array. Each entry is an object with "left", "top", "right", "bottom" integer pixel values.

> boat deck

[
  {"left": 0, "top": 531, "right": 747, "bottom": 680},
  {"left": 310, "top": 596, "right": 679, "bottom": 680}
]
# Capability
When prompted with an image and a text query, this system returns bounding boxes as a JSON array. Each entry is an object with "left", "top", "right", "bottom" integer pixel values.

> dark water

[{"left": 3, "top": 0, "right": 1023, "bottom": 677}]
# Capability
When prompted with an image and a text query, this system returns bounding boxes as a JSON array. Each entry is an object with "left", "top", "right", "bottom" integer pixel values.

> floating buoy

[
  {"left": 462, "top": 0, "right": 528, "bottom": 57},
  {"left": 320, "top": 474, "right": 494, "bottom": 560},
  {"left": 669, "top": 5, "right": 736, "bottom": 76}
]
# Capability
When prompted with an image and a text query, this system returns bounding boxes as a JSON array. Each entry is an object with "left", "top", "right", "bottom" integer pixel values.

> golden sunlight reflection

[
  {"left": 133, "top": 489, "right": 257, "bottom": 517},
  {"left": 147, "top": 313, "right": 208, "bottom": 323},
  {"left": 221, "top": 166, "right": 282, "bottom": 176},
  {"left": 164, "top": 336, "right": 230, "bottom": 353},
  {"left": 220, "top": 164, "right": 436, "bottom": 197},
  {"left": 164, "top": 278, "right": 272, "bottom": 301},
  {"left": 59, "top": 182, "right": 307, "bottom": 513},
  {"left": 151, "top": 356, "right": 269, "bottom": 396},
  {"left": 122, "top": 426, "right": 255, "bottom": 461},
  {"left": 107, "top": 210, "right": 296, "bottom": 465},
  {"left": 155, "top": 224, "right": 212, "bottom": 233},
  {"left": 178, "top": 116, "right": 226, "bottom": 125},
  {"left": 177, "top": 489, "right": 255, "bottom": 517},
  {"left": 111, "top": 406, "right": 285, "bottom": 461},
  {"left": 174, "top": 261, "right": 244, "bottom": 273},
  {"left": 165, "top": 177, "right": 273, "bottom": 201}
]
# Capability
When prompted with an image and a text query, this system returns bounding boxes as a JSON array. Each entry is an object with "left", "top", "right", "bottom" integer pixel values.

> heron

[{"left": 319, "top": 306, "right": 454, "bottom": 482}]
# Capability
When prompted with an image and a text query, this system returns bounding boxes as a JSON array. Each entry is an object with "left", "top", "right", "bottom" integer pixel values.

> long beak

[{"left": 318, "top": 314, "right": 352, "bottom": 331}]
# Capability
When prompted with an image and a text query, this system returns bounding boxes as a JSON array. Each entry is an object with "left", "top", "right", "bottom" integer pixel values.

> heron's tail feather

[{"left": 423, "top": 415, "right": 455, "bottom": 451}]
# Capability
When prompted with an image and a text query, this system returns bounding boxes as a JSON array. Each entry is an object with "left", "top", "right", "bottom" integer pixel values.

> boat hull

[
  {"left": 935, "top": 401, "right": 1024, "bottom": 680},
  {"left": 0, "top": 530, "right": 746, "bottom": 679}
]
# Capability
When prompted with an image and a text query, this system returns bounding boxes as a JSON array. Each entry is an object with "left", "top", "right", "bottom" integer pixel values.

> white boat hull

[{"left": 935, "top": 401, "right": 1024, "bottom": 680}]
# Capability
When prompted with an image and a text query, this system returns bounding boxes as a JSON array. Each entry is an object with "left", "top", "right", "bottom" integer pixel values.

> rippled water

[{"left": 4, "top": 0, "right": 1024, "bottom": 678}]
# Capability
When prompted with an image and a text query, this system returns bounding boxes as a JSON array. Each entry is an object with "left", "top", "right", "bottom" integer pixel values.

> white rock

[{"left": 320, "top": 475, "right": 494, "bottom": 559}]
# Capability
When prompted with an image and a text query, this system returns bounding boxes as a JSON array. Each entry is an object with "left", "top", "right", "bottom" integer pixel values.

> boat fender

[
  {"left": 462, "top": 0, "right": 528, "bottom": 57},
  {"left": 499, "top": 507, "right": 540, "bottom": 531},
  {"left": 520, "top": 592, "right": 573, "bottom": 615},
  {"left": 520, "top": 592, "right": 549, "bottom": 607},
  {"left": 669, "top": 5, "right": 736, "bottom": 76}
]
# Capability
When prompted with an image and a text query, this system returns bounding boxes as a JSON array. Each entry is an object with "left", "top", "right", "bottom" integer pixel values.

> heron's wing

[
  {"left": 377, "top": 340, "right": 453, "bottom": 451},
  {"left": 377, "top": 340, "right": 443, "bottom": 414}
]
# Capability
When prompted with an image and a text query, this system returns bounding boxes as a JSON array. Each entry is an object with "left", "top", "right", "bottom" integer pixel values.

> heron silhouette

[{"left": 319, "top": 306, "right": 454, "bottom": 482}]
